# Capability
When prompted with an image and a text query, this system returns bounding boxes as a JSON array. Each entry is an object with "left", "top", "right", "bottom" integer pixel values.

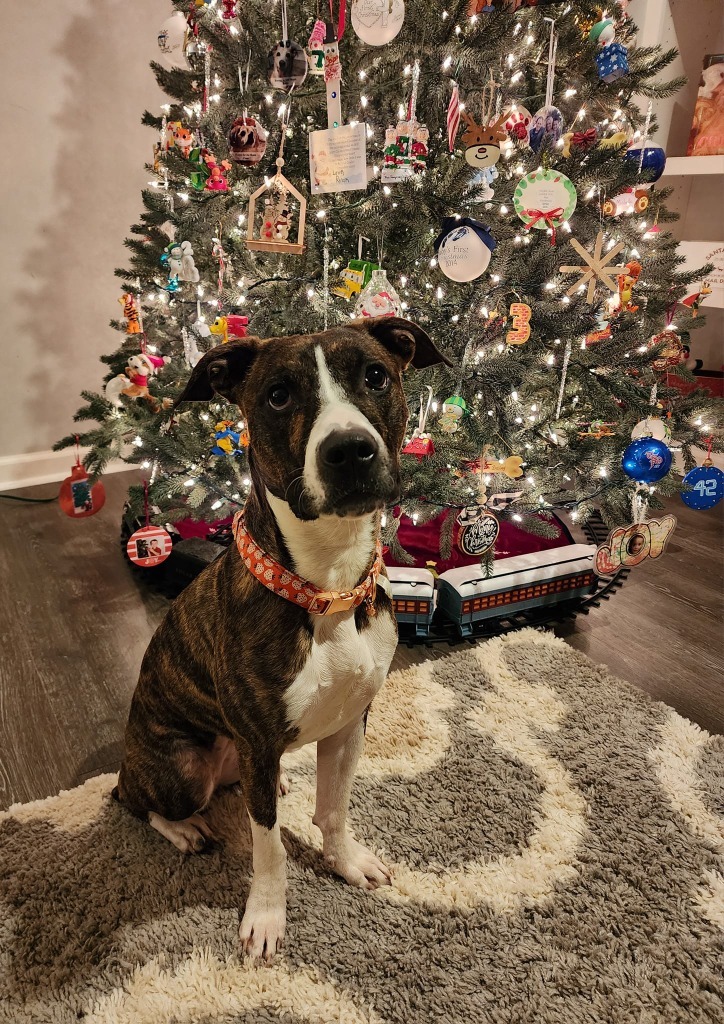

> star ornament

[{"left": 559, "top": 231, "right": 628, "bottom": 304}]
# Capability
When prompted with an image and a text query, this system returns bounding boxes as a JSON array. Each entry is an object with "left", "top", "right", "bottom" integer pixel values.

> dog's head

[{"left": 176, "top": 317, "right": 451, "bottom": 520}]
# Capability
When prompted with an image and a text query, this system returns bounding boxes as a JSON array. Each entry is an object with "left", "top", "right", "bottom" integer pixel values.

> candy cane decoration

[{"left": 447, "top": 81, "right": 460, "bottom": 152}]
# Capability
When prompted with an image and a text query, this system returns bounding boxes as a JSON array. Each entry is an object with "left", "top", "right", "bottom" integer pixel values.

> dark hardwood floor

[{"left": 0, "top": 472, "right": 721, "bottom": 809}]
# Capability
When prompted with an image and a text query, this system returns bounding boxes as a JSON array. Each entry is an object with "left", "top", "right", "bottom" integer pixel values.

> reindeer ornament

[{"left": 460, "top": 110, "right": 509, "bottom": 169}]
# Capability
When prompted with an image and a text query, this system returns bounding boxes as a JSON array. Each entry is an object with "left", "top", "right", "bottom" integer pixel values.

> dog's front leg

[
  {"left": 313, "top": 716, "right": 392, "bottom": 890},
  {"left": 238, "top": 747, "right": 287, "bottom": 960}
]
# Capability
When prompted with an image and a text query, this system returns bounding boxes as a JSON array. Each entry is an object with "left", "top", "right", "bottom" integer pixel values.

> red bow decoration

[
  {"left": 572, "top": 128, "right": 597, "bottom": 150},
  {"left": 524, "top": 207, "right": 565, "bottom": 246}
]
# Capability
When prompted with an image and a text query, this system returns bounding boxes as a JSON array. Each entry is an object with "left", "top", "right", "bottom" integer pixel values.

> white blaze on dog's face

[{"left": 176, "top": 317, "right": 451, "bottom": 520}]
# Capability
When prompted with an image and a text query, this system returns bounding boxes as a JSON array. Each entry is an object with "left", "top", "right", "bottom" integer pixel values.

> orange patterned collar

[{"left": 232, "top": 511, "right": 383, "bottom": 617}]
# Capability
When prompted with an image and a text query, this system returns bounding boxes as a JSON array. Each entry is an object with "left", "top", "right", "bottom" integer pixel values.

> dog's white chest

[{"left": 284, "top": 610, "right": 396, "bottom": 749}]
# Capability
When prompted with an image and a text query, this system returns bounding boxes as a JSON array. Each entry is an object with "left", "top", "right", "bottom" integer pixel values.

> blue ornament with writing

[
  {"left": 621, "top": 437, "right": 672, "bottom": 483},
  {"left": 680, "top": 464, "right": 724, "bottom": 510}
]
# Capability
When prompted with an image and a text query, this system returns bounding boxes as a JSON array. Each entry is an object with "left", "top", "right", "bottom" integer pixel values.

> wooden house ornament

[{"left": 246, "top": 155, "right": 307, "bottom": 256}]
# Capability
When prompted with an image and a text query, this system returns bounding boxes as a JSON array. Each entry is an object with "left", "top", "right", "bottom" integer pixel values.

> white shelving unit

[{"left": 660, "top": 155, "right": 724, "bottom": 178}]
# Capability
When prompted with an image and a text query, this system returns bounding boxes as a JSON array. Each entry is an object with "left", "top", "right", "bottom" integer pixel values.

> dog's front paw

[
  {"left": 324, "top": 838, "right": 392, "bottom": 891},
  {"left": 239, "top": 890, "right": 286, "bottom": 962}
]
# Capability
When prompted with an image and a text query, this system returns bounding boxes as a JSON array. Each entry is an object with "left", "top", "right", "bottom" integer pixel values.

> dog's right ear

[{"left": 174, "top": 338, "right": 262, "bottom": 406}]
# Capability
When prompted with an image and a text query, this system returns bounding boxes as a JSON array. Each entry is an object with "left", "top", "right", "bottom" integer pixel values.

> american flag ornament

[{"left": 447, "top": 81, "right": 460, "bottom": 152}]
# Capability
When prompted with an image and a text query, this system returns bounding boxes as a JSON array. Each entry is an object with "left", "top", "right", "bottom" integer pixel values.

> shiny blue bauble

[
  {"left": 681, "top": 465, "right": 724, "bottom": 510},
  {"left": 624, "top": 145, "right": 667, "bottom": 182},
  {"left": 621, "top": 437, "right": 672, "bottom": 483}
]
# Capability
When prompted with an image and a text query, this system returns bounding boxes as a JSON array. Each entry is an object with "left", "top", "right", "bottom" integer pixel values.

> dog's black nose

[{"left": 319, "top": 429, "right": 379, "bottom": 471}]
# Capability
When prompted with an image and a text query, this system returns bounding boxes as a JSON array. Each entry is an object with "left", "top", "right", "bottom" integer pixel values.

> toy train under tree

[{"left": 387, "top": 544, "right": 598, "bottom": 638}]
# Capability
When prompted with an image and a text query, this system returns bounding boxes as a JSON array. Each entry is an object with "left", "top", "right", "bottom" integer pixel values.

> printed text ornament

[
  {"left": 456, "top": 507, "right": 500, "bottom": 557},
  {"left": 680, "top": 464, "right": 724, "bottom": 510},
  {"left": 434, "top": 218, "right": 496, "bottom": 283}
]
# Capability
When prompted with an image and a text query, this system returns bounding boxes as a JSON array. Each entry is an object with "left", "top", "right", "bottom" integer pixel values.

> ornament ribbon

[
  {"left": 329, "top": 0, "right": 346, "bottom": 40},
  {"left": 447, "top": 81, "right": 460, "bottom": 152},
  {"left": 523, "top": 207, "right": 564, "bottom": 245},
  {"left": 571, "top": 128, "right": 596, "bottom": 149},
  {"left": 413, "top": 386, "right": 434, "bottom": 437}
]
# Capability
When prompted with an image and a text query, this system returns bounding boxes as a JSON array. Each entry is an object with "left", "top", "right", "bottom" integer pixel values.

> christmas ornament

[
  {"left": 460, "top": 110, "right": 510, "bottom": 169},
  {"left": 528, "top": 105, "right": 564, "bottom": 154},
  {"left": 59, "top": 439, "right": 106, "bottom": 519},
  {"left": 578, "top": 421, "right": 616, "bottom": 439},
  {"left": 403, "top": 387, "right": 435, "bottom": 460},
  {"left": 209, "top": 314, "right": 249, "bottom": 344},
  {"left": 381, "top": 62, "right": 428, "bottom": 183},
  {"left": 650, "top": 329, "right": 684, "bottom": 371},
  {"left": 601, "top": 186, "right": 650, "bottom": 217},
  {"left": 332, "top": 259, "right": 380, "bottom": 300},
  {"left": 594, "top": 516, "right": 676, "bottom": 575},
  {"left": 681, "top": 443, "right": 724, "bottom": 510},
  {"left": 307, "top": 19, "right": 327, "bottom": 75},
  {"left": 561, "top": 127, "right": 597, "bottom": 158},
  {"left": 631, "top": 416, "right": 671, "bottom": 442},
  {"left": 160, "top": 241, "right": 200, "bottom": 289},
  {"left": 212, "top": 421, "right": 242, "bottom": 456},
  {"left": 246, "top": 125, "right": 307, "bottom": 255},
  {"left": 354, "top": 268, "right": 402, "bottom": 318},
  {"left": 310, "top": 122, "right": 368, "bottom": 193},
  {"left": 624, "top": 144, "right": 667, "bottom": 182},
  {"left": 220, "top": 0, "right": 237, "bottom": 20},
  {"left": 439, "top": 395, "right": 468, "bottom": 434},
  {"left": 164, "top": 121, "right": 195, "bottom": 157},
  {"left": 447, "top": 82, "right": 461, "bottom": 152},
  {"left": 351, "top": 0, "right": 405, "bottom": 46},
  {"left": 680, "top": 283, "right": 712, "bottom": 318},
  {"left": 480, "top": 451, "right": 524, "bottom": 478},
  {"left": 560, "top": 231, "right": 627, "bottom": 304},
  {"left": 506, "top": 302, "right": 531, "bottom": 345},
  {"left": 228, "top": 116, "right": 268, "bottom": 165},
  {"left": 105, "top": 353, "right": 169, "bottom": 412},
  {"left": 456, "top": 506, "right": 500, "bottom": 557},
  {"left": 267, "top": 2, "right": 308, "bottom": 93},
  {"left": 127, "top": 525, "right": 173, "bottom": 567},
  {"left": 503, "top": 105, "right": 532, "bottom": 141},
  {"left": 621, "top": 438, "right": 672, "bottom": 484},
  {"left": 322, "top": 36, "right": 342, "bottom": 129},
  {"left": 589, "top": 18, "right": 629, "bottom": 83},
  {"left": 182, "top": 325, "right": 204, "bottom": 368},
  {"left": 157, "top": 12, "right": 188, "bottom": 68},
  {"left": 513, "top": 168, "right": 576, "bottom": 244},
  {"left": 434, "top": 218, "right": 496, "bottom": 283},
  {"left": 119, "top": 293, "right": 142, "bottom": 334},
  {"left": 616, "top": 259, "right": 642, "bottom": 313},
  {"left": 267, "top": 39, "right": 308, "bottom": 92}
]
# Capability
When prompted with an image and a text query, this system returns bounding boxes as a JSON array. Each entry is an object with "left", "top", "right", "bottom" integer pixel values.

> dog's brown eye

[
  {"left": 364, "top": 364, "right": 389, "bottom": 392},
  {"left": 268, "top": 384, "right": 291, "bottom": 411}
]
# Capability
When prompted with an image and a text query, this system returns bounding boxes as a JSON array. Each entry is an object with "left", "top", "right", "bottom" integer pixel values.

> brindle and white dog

[{"left": 114, "top": 316, "right": 451, "bottom": 960}]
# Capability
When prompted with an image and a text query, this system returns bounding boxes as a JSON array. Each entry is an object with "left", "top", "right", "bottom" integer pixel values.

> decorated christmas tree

[{"left": 57, "top": 0, "right": 723, "bottom": 591}]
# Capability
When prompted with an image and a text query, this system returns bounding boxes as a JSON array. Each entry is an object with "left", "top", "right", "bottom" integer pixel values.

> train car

[
  {"left": 386, "top": 567, "right": 437, "bottom": 638},
  {"left": 437, "top": 544, "right": 597, "bottom": 637}
]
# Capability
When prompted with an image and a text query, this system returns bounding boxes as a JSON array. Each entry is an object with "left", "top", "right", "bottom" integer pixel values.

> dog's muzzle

[{"left": 316, "top": 428, "right": 397, "bottom": 516}]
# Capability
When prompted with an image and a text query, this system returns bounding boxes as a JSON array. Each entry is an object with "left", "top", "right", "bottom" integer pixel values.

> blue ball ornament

[
  {"left": 625, "top": 145, "right": 667, "bottom": 182},
  {"left": 621, "top": 438, "right": 672, "bottom": 483},
  {"left": 680, "top": 465, "right": 724, "bottom": 510}
]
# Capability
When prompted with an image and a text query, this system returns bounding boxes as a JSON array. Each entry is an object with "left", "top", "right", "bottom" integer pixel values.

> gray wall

[{"left": 0, "top": 0, "right": 162, "bottom": 460}]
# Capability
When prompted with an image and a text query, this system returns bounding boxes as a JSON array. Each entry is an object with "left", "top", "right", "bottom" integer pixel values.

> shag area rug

[{"left": 1, "top": 629, "right": 722, "bottom": 1024}]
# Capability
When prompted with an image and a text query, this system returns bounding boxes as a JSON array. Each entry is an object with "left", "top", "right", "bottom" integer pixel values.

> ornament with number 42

[{"left": 681, "top": 464, "right": 724, "bottom": 510}]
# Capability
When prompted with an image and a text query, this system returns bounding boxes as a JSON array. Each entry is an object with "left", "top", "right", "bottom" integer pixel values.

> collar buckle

[{"left": 310, "top": 589, "right": 359, "bottom": 616}]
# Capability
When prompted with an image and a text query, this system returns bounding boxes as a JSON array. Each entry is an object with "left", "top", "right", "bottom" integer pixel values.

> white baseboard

[{"left": 0, "top": 448, "right": 134, "bottom": 492}]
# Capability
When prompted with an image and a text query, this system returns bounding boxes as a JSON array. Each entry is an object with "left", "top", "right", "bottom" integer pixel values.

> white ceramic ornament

[
  {"left": 631, "top": 416, "right": 671, "bottom": 442},
  {"left": 157, "top": 12, "right": 188, "bottom": 69},
  {"left": 351, "top": 0, "right": 405, "bottom": 46},
  {"left": 436, "top": 223, "right": 495, "bottom": 283}
]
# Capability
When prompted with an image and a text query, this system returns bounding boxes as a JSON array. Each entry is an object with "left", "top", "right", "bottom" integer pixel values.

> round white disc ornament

[
  {"left": 351, "top": 0, "right": 405, "bottom": 46},
  {"left": 513, "top": 168, "right": 577, "bottom": 231},
  {"left": 437, "top": 225, "right": 494, "bottom": 283}
]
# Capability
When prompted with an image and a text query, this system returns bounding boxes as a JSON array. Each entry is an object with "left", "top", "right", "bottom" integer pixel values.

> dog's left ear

[
  {"left": 356, "top": 316, "right": 453, "bottom": 370},
  {"left": 174, "top": 337, "right": 262, "bottom": 406}
]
